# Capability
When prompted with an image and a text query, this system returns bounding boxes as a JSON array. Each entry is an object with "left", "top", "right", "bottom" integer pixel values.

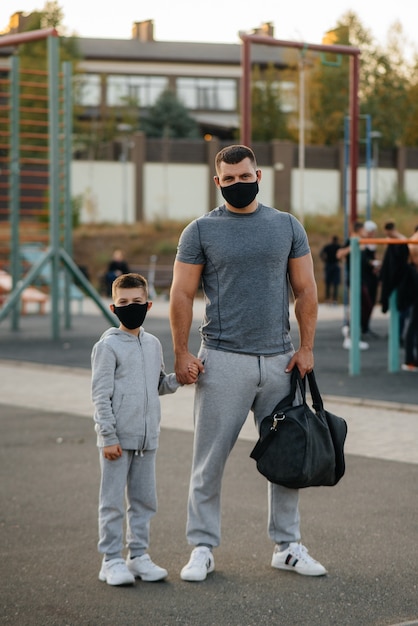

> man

[
  {"left": 169, "top": 145, "right": 326, "bottom": 582},
  {"left": 319, "top": 235, "right": 341, "bottom": 304}
]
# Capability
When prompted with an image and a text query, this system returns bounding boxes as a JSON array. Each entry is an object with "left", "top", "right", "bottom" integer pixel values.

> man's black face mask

[{"left": 220, "top": 180, "right": 259, "bottom": 209}]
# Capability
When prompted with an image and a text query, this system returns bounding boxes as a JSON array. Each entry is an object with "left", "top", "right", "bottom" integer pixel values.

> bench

[
  {"left": 0, "top": 270, "right": 48, "bottom": 315},
  {"left": 19, "top": 243, "right": 85, "bottom": 312}
]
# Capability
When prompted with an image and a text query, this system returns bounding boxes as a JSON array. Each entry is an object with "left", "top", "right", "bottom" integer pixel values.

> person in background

[
  {"left": 361, "top": 220, "right": 381, "bottom": 338},
  {"left": 105, "top": 249, "right": 130, "bottom": 296},
  {"left": 170, "top": 144, "right": 327, "bottom": 583},
  {"left": 399, "top": 226, "right": 418, "bottom": 371},
  {"left": 336, "top": 221, "right": 370, "bottom": 350},
  {"left": 380, "top": 221, "right": 409, "bottom": 343},
  {"left": 319, "top": 235, "right": 341, "bottom": 304},
  {"left": 92, "top": 272, "right": 198, "bottom": 586}
]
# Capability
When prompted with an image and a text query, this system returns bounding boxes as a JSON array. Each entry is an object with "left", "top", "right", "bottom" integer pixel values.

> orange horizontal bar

[
  {"left": 21, "top": 146, "right": 49, "bottom": 153},
  {"left": 20, "top": 183, "right": 49, "bottom": 190},
  {"left": 19, "top": 81, "right": 47, "bottom": 89},
  {"left": 20, "top": 171, "right": 48, "bottom": 178},
  {"left": 360, "top": 238, "right": 418, "bottom": 245},
  {"left": 21, "top": 120, "right": 49, "bottom": 127},
  {"left": 20, "top": 107, "right": 48, "bottom": 114},
  {"left": 20, "top": 158, "right": 49, "bottom": 164},
  {"left": 20, "top": 132, "right": 48, "bottom": 139},
  {"left": 20, "top": 94, "right": 49, "bottom": 101},
  {"left": 20, "top": 69, "right": 49, "bottom": 77}
]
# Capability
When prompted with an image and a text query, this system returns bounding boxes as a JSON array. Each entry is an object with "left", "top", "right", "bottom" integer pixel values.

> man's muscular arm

[{"left": 169, "top": 260, "right": 205, "bottom": 384}]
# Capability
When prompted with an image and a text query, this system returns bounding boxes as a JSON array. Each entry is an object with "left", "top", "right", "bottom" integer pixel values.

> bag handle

[
  {"left": 271, "top": 367, "right": 306, "bottom": 415},
  {"left": 272, "top": 369, "right": 324, "bottom": 415},
  {"left": 250, "top": 368, "right": 306, "bottom": 462},
  {"left": 306, "top": 370, "right": 324, "bottom": 413}
]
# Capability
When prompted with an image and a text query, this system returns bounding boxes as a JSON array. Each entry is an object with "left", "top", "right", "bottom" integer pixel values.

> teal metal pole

[
  {"left": 388, "top": 290, "right": 400, "bottom": 372},
  {"left": 48, "top": 34, "right": 61, "bottom": 339},
  {"left": 349, "top": 237, "right": 361, "bottom": 375},
  {"left": 9, "top": 55, "right": 20, "bottom": 329},
  {"left": 63, "top": 60, "right": 73, "bottom": 329}
]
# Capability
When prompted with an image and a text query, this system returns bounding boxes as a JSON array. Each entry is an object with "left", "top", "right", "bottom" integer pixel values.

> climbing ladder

[{"left": 0, "top": 29, "right": 115, "bottom": 338}]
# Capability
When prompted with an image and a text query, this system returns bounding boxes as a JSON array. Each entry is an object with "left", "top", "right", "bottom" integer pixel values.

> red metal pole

[
  {"left": 240, "top": 36, "right": 251, "bottom": 146},
  {"left": 349, "top": 52, "right": 360, "bottom": 226},
  {"left": 239, "top": 34, "right": 361, "bottom": 216},
  {"left": 0, "top": 27, "right": 58, "bottom": 47}
]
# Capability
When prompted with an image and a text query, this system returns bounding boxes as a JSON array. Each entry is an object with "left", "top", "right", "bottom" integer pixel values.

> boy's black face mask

[
  {"left": 220, "top": 180, "right": 259, "bottom": 209},
  {"left": 113, "top": 302, "right": 148, "bottom": 329}
]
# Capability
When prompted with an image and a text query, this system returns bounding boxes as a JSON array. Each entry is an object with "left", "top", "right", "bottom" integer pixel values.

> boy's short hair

[
  {"left": 215, "top": 145, "right": 257, "bottom": 173},
  {"left": 112, "top": 273, "right": 148, "bottom": 299}
]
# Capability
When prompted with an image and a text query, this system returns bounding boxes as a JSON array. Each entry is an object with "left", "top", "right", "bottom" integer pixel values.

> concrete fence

[{"left": 71, "top": 137, "right": 418, "bottom": 224}]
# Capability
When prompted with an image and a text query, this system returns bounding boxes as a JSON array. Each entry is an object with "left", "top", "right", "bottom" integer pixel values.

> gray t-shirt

[{"left": 176, "top": 203, "right": 310, "bottom": 355}]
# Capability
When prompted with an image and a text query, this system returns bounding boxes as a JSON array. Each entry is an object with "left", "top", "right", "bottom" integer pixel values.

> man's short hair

[
  {"left": 384, "top": 221, "right": 396, "bottom": 231},
  {"left": 215, "top": 145, "right": 257, "bottom": 173},
  {"left": 112, "top": 273, "right": 148, "bottom": 299}
]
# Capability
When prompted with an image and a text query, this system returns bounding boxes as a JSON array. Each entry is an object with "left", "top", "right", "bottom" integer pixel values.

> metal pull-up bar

[{"left": 239, "top": 33, "right": 361, "bottom": 225}]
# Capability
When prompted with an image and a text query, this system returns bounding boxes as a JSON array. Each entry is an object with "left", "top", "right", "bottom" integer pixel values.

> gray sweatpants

[
  {"left": 98, "top": 448, "right": 157, "bottom": 560},
  {"left": 186, "top": 346, "right": 301, "bottom": 548}
]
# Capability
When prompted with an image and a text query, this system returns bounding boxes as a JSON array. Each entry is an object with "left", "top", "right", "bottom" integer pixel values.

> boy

[{"left": 92, "top": 273, "right": 197, "bottom": 585}]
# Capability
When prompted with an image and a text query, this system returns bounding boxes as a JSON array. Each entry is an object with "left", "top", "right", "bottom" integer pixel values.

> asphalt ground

[
  {"left": 1, "top": 299, "right": 418, "bottom": 626},
  {"left": 0, "top": 299, "right": 417, "bottom": 405}
]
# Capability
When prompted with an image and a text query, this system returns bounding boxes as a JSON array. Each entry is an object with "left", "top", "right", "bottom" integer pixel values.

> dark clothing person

[
  {"left": 105, "top": 250, "right": 130, "bottom": 296},
  {"left": 320, "top": 236, "right": 341, "bottom": 303},
  {"left": 398, "top": 264, "right": 418, "bottom": 369}
]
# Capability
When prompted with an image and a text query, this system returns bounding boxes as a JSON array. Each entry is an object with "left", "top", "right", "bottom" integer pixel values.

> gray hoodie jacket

[{"left": 91, "top": 326, "right": 180, "bottom": 451}]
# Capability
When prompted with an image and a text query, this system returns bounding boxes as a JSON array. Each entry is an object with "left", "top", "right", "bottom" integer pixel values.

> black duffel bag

[{"left": 250, "top": 369, "right": 347, "bottom": 489}]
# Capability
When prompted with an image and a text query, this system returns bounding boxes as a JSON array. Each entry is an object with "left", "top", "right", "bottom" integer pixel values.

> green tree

[
  {"left": 358, "top": 21, "right": 410, "bottom": 148},
  {"left": 140, "top": 89, "right": 199, "bottom": 138},
  {"left": 307, "top": 11, "right": 414, "bottom": 148},
  {"left": 251, "top": 64, "right": 291, "bottom": 141},
  {"left": 308, "top": 22, "right": 351, "bottom": 145},
  {"left": 403, "top": 75, "right": 418, "bottom": 146}
]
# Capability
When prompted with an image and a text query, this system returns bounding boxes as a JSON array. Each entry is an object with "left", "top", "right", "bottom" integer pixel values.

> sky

[{"left": 1, "top": 0, "right": 418, "bottom": 55}]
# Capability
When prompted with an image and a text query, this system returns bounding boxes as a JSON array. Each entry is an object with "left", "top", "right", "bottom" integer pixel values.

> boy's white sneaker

[
  {"left": 127, "top": 554, "right": 168, "bottom": 581},
  {"left": 180, "top": 546, "right": 215, "bottom": 582},
  {"left": 271, "top": 542, "right": 327, "bottom": 576},
  {"left": 99, "top": 558, "right": 135, "bottom": 585}
]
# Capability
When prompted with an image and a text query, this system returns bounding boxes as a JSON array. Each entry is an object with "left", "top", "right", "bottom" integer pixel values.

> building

[{"left": 1, "top": 13, "right": 299, "bottom": 146}]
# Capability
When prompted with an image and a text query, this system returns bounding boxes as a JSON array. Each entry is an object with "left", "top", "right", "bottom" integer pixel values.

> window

[
  {"left": 74, "top": 74, "right": 101, "bottom": 107},
  {"left": 106, "top": 75, "right": 168, "bottom": 107},
  {"left": 176, "top": 77, "right": 236, "bottom": 111}
]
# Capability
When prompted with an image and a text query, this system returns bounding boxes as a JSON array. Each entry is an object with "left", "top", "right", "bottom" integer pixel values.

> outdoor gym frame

[
  {"left": 0, "top": 28, "right": 115, "bottom": 338},
  {"left": 239, "top": 33, "right": 361, "bottom": 226}
]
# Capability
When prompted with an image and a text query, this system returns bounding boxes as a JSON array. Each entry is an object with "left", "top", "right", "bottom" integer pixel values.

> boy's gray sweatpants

[
  {"left": 98, "top": 449, "right": 157, "bottom": 560},
  {"left": 186, "top": 346, "right": 301, "bottom": 548}
]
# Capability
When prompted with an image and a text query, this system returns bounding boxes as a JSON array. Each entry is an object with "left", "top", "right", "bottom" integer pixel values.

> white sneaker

[
  {"left": 271, "top": 542, "right": 327, "bottom": 576},
  {"left": 99, "top": 558, "right": 135, "bottom": 585},
  {"left": 401, "top": 363, "right": 418, "bottom": 372},
  {"left": 127, "top": 554, "right": 168, "bottom": 581},
  {"left": 342, "top": 337, "right": 369, "bottom": 350},
  {"left": 180, "top": 546, "right": 215, "bottom": 582}
]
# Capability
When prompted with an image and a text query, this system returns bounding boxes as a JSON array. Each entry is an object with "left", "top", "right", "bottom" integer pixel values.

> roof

[
  {"left": 0, "top": 32, "right": 295, "bottom": 68},
  {"left": 74, "top": 37, "right": 290, "bottom": 67}
]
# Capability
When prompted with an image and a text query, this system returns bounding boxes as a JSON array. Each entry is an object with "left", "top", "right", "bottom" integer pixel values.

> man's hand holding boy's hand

[
  {"left": 103, "top": 444, "right": 123, "bottom": 460},
  {"left": 186, "top": 361, "right": 201, "bottom": 383}
]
